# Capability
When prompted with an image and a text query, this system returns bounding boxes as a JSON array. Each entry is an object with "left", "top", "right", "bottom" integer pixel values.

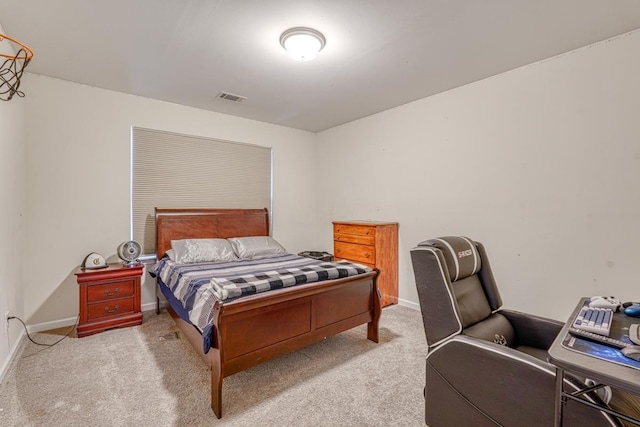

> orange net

[{"left": 0, "top": 34, "right": 34, "bottom": 101}]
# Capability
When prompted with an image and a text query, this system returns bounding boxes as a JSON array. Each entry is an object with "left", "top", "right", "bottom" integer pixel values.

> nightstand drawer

[
  {"left": 87, "top": 281, "right": 134, "bottom": 302},
  {"left": 87, "top": 297, "right": 134, "bottom": 321},
  {"left": 75, "top": 263, "right": 143, "bottom": 337},
  {"left": 334, "top": 241, "right": 376, "bottom": 264}
]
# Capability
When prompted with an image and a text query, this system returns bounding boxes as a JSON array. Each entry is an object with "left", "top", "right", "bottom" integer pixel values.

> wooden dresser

[
  {"left": 75, "top": 263, "right": 144, "bottom": 337},
  {"left": 333, "top": 221, "right": 398, "bottom": 307}
]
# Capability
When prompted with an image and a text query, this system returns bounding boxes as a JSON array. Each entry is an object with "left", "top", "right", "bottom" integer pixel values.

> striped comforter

[{"left": 150, "top": 253, "right": 371, "bottom": 352}]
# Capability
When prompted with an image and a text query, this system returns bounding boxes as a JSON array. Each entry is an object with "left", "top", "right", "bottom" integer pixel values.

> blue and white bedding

[{"left": 149, "top": 253, "right": 372, "bottom": 353}]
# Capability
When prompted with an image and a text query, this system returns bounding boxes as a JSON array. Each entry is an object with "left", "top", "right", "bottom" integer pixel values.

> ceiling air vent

[{"left": 217, "top": 92, "right": 247, "bottom": 103}]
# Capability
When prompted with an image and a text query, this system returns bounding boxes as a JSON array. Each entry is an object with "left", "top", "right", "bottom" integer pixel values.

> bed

[{"left": 152, "top": 208, "right": 381, "bottom": 418}]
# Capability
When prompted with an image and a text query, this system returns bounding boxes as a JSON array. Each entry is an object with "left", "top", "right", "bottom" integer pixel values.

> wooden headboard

[{"left": 155, "top": 208, "right": 270, "bottom": 258}]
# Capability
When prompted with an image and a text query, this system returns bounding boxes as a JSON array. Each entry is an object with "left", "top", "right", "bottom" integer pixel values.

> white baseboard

[
  {"left": 26, "top": 301, "right": 167, "bottom": 333},
  {"left": 0, "top": 303, "right": 162, "bottom": 383},
  {"left": 27, "top": 315, "right": 78, "bottom": 333},
  {"left": 18, "top": 301, "right": 166, "bottom": 337},
  {"left": 0, "top": 329, "right": 25, "bottom": 385},
  {"left": 2, "top": 297, "right": 413, "bottom": 383},
  {"left": 397, "top": 297, "right": 420, "bottom": 311},
  {"left": 142, "top": 300, "right": 166, "bottom": 313}
]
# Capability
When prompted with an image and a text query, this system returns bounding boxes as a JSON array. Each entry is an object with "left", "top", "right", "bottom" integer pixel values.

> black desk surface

[{"left": 548, "top": 297, "right": 640, "bottom": 395}]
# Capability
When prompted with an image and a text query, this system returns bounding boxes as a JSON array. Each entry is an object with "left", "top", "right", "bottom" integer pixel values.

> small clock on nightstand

[{"left": 74, "top": 263, "right": 144, "bottom": 337}]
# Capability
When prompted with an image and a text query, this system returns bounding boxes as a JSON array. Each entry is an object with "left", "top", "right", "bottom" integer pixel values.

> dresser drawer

[
  {"left": 333, "top": 220, "right": 398, "bottom": 308},
  {"left": 334, "top": 225, "right": 375, "bottom": 245},
  {"left": 334, "top": 241, "right": 376, "bottom": 264},
  {"left": 87, "top": 281, "right": 134, "bottom": 303},
  {"left": 334, "top": 223, "right": 375, "bottom": 237},
  {"left": 334, "top": 232, "right": 375, "bottom": 245},
  {"left": 87, "top": 297, "right": 135, "bottom": 321}
]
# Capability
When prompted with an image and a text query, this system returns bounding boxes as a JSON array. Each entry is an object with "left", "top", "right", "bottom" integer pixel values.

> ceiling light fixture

[{"left": 280, "top": 27, "right": 326, "bottom": 61}]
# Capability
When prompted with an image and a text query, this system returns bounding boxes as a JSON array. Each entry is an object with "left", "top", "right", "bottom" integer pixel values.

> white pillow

[
  {"left": 228, "top": 236, "right": 287, "bottom": 258},
  {"left": 170, "top": 238, "right": 238, "bottom": 264}
]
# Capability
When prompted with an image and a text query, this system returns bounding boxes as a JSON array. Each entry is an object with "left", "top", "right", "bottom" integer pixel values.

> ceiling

[{"left": 1, "top": 1, "right": 640, "bottom": 132}]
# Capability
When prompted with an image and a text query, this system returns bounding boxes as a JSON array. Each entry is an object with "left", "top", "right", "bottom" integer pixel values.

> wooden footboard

[
  {"left": 154, "top": 208, "right": 381, "bottom": 418},
  {"left": 164, "top": 271, "right": 380, "bottom": 418}
]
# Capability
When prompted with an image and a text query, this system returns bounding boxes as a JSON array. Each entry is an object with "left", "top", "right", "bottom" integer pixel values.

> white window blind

[{"left": 132, "top": 127, "right": 272, "bottom": 255}]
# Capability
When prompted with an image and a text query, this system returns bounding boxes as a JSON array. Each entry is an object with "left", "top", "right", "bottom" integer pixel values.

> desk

[{"left": 548, "top": 298, "right": 640, "bottom": 426}]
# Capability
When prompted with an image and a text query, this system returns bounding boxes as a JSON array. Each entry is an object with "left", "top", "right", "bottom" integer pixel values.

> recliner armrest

[{"left": 499, "top": 309, "right": 563, "bottom": 350}]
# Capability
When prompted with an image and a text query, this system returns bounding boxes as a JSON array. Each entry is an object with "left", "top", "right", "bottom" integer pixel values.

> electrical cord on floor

[{"left": 7, "top": 315, "right": 79, "bottom": 347}]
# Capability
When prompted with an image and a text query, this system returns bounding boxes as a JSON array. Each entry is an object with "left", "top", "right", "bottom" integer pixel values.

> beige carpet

[{"left": 0, "top": 305, "right": 426, "bottom": 426}]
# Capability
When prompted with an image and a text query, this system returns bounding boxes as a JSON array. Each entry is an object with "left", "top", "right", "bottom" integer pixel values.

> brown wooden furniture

[
  {"left": 75, "top": 263, "right": 143, "bottom": 337},
  {"left": 154, "top": 208, "right": 381, "bottom": 418},
  {"left": 333, "top": 220, "right": 398, "bottom": 307}
]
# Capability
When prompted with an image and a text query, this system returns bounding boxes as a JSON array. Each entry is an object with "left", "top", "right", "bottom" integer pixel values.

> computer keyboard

[
  {"left": 571, "top": 306, "right": 613, "bottom": 336},
  {"left": 568, "top": 327, "right": 629, "bottom": 349}
]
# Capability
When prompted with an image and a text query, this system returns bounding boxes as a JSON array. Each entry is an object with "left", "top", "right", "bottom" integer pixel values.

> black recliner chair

[{"left": 411, "top": 236, "right": 620, "bottom": 427}]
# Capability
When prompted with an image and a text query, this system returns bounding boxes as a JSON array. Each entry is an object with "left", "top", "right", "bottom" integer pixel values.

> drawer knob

[
  {"left": 104, "top": 288, "right": 119, "bottom": 297},
  {"left": 366, "top": 231, "right": 369, "bottom": 235},
  {"left": 336, "top": 248, "right": 341, "bottom": 253},
  {"left": 104, "top": 305, "right": 119, "bottom": 313},
  {"left": 365, "top": 252, "right": 371, "bottom": 258}
]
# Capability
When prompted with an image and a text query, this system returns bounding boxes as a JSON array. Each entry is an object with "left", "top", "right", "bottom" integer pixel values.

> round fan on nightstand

[{"left": 117, "top": 240, "right": 142, "bottom": 266}]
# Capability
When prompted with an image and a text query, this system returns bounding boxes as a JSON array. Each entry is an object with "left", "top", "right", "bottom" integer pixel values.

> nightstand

[
  {"left": 74, "top": 263, "right": 144, "bottom": 337},
  {"left": 333, "top": 221, "right": 398, "bottom": 307}
]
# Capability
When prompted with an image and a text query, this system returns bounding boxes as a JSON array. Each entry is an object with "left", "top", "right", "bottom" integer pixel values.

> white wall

[
  {"left": 11, "top": 26, "right": 640, "bottom": 332},
  {"left": 316, "top": 30, "right": 640, "bottom": 321},
  {"left": 0, "top": 22, "right": 27, "bottom": 379},
  {"left": 23, "top": 76, "right": 317, "bottom": 325}
]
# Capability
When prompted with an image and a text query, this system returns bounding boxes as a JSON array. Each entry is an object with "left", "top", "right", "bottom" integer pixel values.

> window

[{"left": 131, "top": 127, "right": 272, "bottom": 256}]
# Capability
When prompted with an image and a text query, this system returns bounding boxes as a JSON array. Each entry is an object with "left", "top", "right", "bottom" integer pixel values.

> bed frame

[{"left": 154, "top": 208, "right": 381, "bottom": 418}]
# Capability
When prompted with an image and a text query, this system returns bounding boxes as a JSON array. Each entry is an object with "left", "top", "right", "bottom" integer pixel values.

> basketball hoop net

[{"left": 0, "top": 33, "right": 34, "bottom": 101}]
